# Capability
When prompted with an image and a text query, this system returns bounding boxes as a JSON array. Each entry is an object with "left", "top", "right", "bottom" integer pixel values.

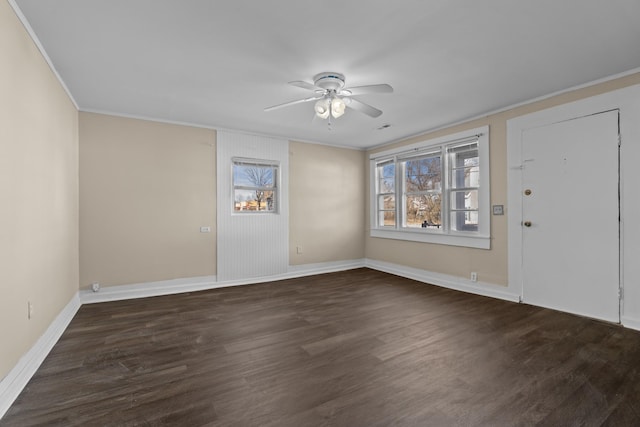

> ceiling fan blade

[
  {"left": 288, "top": 80, "right": 321, "bottom": 92},
  {"left": 345, "top": 98, "right": 383, "bottom": 118},
  {"left": 264, "top": 95, "right": 322, "bottom": 112},
  {"left": 341, "top": 84, "right": 393, "bottom": 96}
]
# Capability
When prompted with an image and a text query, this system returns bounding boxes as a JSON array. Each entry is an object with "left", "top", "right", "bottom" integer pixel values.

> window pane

[
  {"left": 449, "top": 142, "right": 478, "bottom": 159},
  {"left": 234, "top": 189, "right": 276, "bottom": 212},
  {"left": 378, "top": 194, "right": 395, "bottom": 227},
  {"left": 450, "top": 190, "right": 478, "bottom": 210},
  {"left": 233, "top": 164, "right": 274, "bottom": 188},
  {"left": 233, "top": 159, "right": 278, "bottom": 213},
  {"left": 462, "top": 155, "right": 479, "bottom": 167},
  {"left": 378, "top": 195, "right": 395, "bottom": 211},
  {"left": 451, "top": 210, "right": 478, "bottom": 232},
  {"left": 377, "top": 162, "right": 395, "bottom": 192},
  {"left": 405, "top": 194, "right": 441, "bottom": 228},
  {"left": 452, "top": 166, "right": 479, "bottom": 188},
  {"left": 404, "top": 156, "right": 441, "bottom": 192},
  {"left": 379, "top": 210, "right": 396, "bottom": 227},
  {"left": 450, "top": 143, "right": 479, "bottom": 189}
]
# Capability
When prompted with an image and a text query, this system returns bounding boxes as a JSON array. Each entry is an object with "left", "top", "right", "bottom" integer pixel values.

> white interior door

[
  {"left": 217, "top": 131, "right": 289, "bottom": 282},
  {"left": 521, "top": 110, "right": 619, "bottom": 322}
]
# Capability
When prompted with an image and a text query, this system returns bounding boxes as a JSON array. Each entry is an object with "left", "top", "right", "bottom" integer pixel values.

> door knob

[
  {"left": 523, "top": 221, "right": 532, "bottom": 227},
  {"left": 524, "top": 189, "right": 532, "bottom": 196}
]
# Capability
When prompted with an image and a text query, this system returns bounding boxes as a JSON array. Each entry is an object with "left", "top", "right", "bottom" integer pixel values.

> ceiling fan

[{"left": 264, "top": 72, "right": 393, "bottom": 120}]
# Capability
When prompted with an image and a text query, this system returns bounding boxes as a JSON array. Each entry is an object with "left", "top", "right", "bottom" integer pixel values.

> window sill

[{"left": 370, "top": 228, "right": 491, "bottom": 249}]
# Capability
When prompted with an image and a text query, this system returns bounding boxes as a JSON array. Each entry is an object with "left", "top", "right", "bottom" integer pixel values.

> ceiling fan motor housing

[{"left": 313, "top": 72, "right": 345, "bottom": 91}]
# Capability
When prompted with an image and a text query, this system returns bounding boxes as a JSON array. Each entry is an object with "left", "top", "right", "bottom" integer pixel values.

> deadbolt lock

[
  {"left": 523, "top": 221, "right": 532, "bottom": 227},
  {"left": 524, "top": 189, "right": 532, "bottom": 196}
]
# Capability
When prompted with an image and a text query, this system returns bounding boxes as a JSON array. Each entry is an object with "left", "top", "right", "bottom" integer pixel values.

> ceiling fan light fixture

[
  {"left": 315, "top": 98, "right": 330, "bottom": 119},
  {"left": 265, "top": 72, "right": 392, "bottom": 122},
  {"left": 331, "top": 97, "right": 346, "bottom": 118}
]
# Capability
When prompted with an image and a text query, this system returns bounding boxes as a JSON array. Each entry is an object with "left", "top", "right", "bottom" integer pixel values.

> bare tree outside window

[
  {"left": 233, "top": 160, "right": 278, "bottom": 212},
  {"left": 404, "top": 155, "right": 442, "bottom": 227},
  {"left": 243, "top": 167, "right": 272, "bottom": 210}
]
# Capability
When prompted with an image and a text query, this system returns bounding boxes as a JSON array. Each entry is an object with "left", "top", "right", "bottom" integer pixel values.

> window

[
  {"left": 400, "top": 149, "right": 442, "bottom": 229},
  {"left": 376, "top": 159, "right": 396, "bottom": 227},
  {"left": 233, "top": 158, "right": 279, "bottom": 213},
  {"left": 448, "top": 141, "right": 480, "bottom": 232},
  {"left": 370, "top": 126, "right": 490, "bottom": 249}
]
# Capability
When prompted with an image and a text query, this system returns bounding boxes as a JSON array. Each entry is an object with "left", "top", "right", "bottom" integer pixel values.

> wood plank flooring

[{"left": 3, "top": 268, "right": 640, "bottom": 426}]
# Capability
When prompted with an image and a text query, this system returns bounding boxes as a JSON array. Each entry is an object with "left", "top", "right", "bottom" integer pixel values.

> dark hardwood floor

[{"left": 3, "top": 268, "right": 640, "bottom": 426}]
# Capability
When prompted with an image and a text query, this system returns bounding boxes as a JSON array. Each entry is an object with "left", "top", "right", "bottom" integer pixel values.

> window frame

[
  {"left": 447, "top": 141, "right": 481, "bottom": 232},
  {"left": 232, "top": 157, "right": 280, "bottom": 214},
  {"left": 398, "top": 148, "right": 443, "bottom": 230},
  {"left": 375, "top": 159, "right": 397, "bottom": 228},
  {"left": 370, "top": 126, "right": 490, "bottom": 249}
]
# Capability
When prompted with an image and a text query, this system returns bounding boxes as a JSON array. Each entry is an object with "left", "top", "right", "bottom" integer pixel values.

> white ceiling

[{"left": 13, "top": 0, "right": 640, "bottom": 149}]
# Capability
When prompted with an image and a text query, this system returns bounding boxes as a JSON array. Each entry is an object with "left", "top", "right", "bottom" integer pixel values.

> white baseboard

[
  {"left": 81, "top": 259, "right": 368, "bottom": 304},
  {"left": 0, "top": 293, "right": 81, "bottom": 420},
  {"left": 622, "top": 316, "right": 640, "bottom": 332},
  {"left": 81, "top": 275, "right": 218, "bottom": 304},
  {"left": 287, "top": 259, "right": 366, "bottom": 276},
  {"left": 365, "top": 259, "right": 521, "bottom": 303},
  {"left": 80, "top": 258, "right": 518, "bottom": 308}
]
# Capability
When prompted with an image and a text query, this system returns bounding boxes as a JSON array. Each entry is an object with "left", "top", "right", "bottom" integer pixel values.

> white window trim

[{"left": 369, "top": 126, "right": 490, "bottom": 249}]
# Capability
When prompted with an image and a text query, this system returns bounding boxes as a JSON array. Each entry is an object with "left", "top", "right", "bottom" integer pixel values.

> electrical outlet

[
  {"left": 200, "top": 226, "right": 211, "bottom": 233},
  {"left": 28, "top": 301, "right": 33, "bottom": 319},
  {"left": 470, "top": 272, "right": 478, "bottom": 282},
  {"left": 91, "top": 282, "right": 100, "bottom": 292}
]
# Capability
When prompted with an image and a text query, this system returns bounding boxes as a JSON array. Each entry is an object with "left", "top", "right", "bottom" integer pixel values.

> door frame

[{"left": 506, "top": 85, "right": 640, "bottom": 314}]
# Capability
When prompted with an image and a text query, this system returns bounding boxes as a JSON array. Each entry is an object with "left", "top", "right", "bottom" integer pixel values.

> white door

[{"left": 521, "top": 110, "right": 619, "bottom": 322}]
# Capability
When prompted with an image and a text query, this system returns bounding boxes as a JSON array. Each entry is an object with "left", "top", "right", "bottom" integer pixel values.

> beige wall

[
  {"left": 79, "top": 121, "right": 367, "bottom": 287},
  {"left": 79, "top": 113, "right": 217, "bottom": 288},
  {"left": 0, "top": 1, "right": 79, "bottom": 379},
  {"left": 289, "top": 141, "right": 366, "bottom": 265},
  {"left": 366, "top": 72, "right": 640, "bottom": 286}
]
